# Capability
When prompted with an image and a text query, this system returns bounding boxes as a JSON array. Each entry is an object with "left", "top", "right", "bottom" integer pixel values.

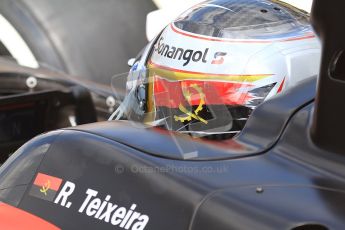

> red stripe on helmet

[
  {"left": 277, "top": 77, "right": 286, "bottom": 93},
  {"left": 153, "top": 76, "right": 254, "bottom": 108}
]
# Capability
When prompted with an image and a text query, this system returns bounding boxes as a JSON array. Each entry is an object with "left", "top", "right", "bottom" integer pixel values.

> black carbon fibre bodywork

[{"left": 0, "top": 75, "right": 342, "bottom": 230}]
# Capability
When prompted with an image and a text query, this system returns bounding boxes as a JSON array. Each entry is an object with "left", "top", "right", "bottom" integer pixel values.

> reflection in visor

[
  {"left": 109, "top": 65, "right": 277, "bottom": 138},
  {"left": 154, "top": 77, "right": 256, "bottom": 107},
  {"left": 174, "top": 83, "right": 207, "bottom": 124},
  {"left": 149, "top": 61, "right": 274, "bottom": 106},
  {"left": 146, "top": 64, "right": 275, "bottom": 137}
]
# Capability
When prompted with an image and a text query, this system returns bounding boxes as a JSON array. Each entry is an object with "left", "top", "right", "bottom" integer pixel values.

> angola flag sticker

[{"left": 29, "top": 173, "right": 63, "bottom": 202}]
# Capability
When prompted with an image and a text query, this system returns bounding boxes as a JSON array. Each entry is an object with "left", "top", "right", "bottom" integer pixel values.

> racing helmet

[{"left": 111, "top": 0, "right": 321, "bottom": 138}]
